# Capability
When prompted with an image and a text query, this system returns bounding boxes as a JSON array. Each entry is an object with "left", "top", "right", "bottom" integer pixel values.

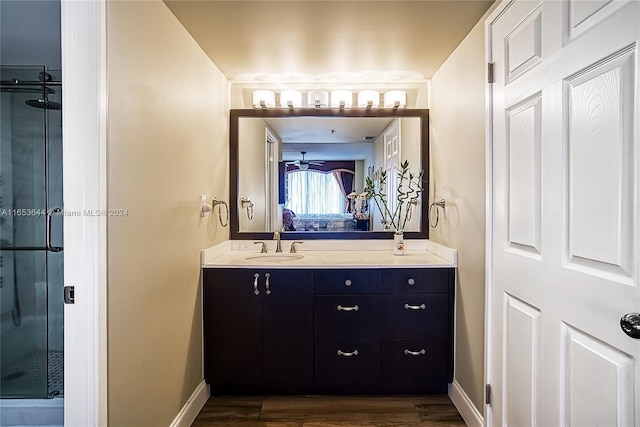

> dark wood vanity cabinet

[
  {"left": 203, "top": 269, "right": 313, "bottom": 393},
  {"left": 313, "top": 269, "right": 383, "bottom": 392},
  {"left": 203, "top": 266, "right": 454, "bottom": 394},
  {"left": 379, "top": 269, "right": 455, "bottom": 393}
]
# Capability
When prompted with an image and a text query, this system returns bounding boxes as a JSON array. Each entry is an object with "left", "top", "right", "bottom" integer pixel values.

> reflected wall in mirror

[{"left": 230, "top": 109, "right": 429, "bottom": 240}]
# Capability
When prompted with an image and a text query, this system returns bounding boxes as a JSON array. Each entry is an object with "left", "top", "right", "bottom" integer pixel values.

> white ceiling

[
  {"left": 163, "top": 0, "right": 494, "bottom": 81},
  {"left": 265, "top": 117, "right": 394, "bottom": 160}
]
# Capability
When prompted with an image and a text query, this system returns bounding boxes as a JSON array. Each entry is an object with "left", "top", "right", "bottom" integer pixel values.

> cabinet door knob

[
  {"left": 404, "top": 303, "right": 426, "bottom": 310},
  {"left": 337, "top": 304, "right": 359, "bottom": 312},
  {"left": 404, "top": 349, "right": 426, "bottom": 356},
  {"left": 265, "top": 273, "right": 271, "bottom": 295},
  {"left": 344, "top": 279, "right": 352, "bottom": 286},
  {"left": 253, "top": 273, "right": 260, "bottom": 295},
  {"left": 407, "top": 278, "right": 415, "bottom": 285},
  {"left": 337, "top": 349, "right": 359, "bottom": 357}
]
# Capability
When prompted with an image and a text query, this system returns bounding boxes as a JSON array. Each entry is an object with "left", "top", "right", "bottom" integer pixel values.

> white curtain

[{"left": 287, "top": 170, "right": 345, "bottom": 214}]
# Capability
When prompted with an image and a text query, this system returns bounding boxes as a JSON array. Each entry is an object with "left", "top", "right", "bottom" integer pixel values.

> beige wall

[
  {"left": 238, "top": 118, "right": 268, "bottom": 231},
  {"left": 429, "top": 12, "right": 492, "bottom": 413},
  {"left": 106, "top": 1, "right": 229, "bottom": 425},
  {"left": 400, "top": 117, "right": 421, "bottom": 232},
  {"left": 354, "top": 160, "right": 365, "bottom": 193}
]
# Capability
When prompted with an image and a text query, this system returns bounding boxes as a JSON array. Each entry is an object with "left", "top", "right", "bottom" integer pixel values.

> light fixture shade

[
  {"left": 307, "top": 91, "right": 329, "bottom": 107},
  {"left": 330, "top": 90, "right": 353, "bottom": 108},
  {"left": 384, "top": 90, "right": 407, "bottom": 108},
  {"left": 279, "top": 90, "right": 302, "bottom": 108},
  {"left": 252, "top": 90, "right": 275, "bottom": 108},
  {"left": 358, "top": 90, "right": 380, "bottom": 108},
  {"left": 298, "top": 162, "right": 309, "bottom": 171}
]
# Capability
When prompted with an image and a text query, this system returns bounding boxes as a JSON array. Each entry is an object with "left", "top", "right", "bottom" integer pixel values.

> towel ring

[
  {"left": 428, "top": 199, "right": 446, "bottom": 228},
  {"left": 406, "top": 198, "right": 419, "bottom": 221},
  {"left": 240, "top": 197, "right": 254, "bottom": 221},
  {"left": 212, "top": 198, "right": 229, "bottom": 227}
]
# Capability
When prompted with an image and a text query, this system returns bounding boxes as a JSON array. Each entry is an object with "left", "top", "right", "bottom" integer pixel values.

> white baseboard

[
  {"left": 449, "top": 380, "right": 484, "bottom": 427},
  {"left": 169, "top": 380, "right": 210, "bottom": 427}
]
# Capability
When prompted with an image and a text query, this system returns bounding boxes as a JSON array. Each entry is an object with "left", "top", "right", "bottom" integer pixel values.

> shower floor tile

[{"left": 1, "top": 351, "right": 63, "bottom": 398}]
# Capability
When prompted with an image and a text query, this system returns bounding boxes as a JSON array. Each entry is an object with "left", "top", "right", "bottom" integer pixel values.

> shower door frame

[{"left": 61, "top": 0, "right": 108, "bottom": 425}]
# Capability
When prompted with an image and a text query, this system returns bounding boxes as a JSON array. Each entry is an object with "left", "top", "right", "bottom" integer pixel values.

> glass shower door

[{"left": 0, "top": 65, "right": 64, "bottom": 399}]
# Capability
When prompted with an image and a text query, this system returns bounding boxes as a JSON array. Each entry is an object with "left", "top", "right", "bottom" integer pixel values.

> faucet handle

[
  {"left": 254, "top": 241, "right": 268, "bottom": 253},
  {"left": 290, "top": 241, "right": 303, "bottom": 253}
]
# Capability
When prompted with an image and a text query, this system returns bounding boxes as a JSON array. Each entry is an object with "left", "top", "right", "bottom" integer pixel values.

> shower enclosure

[{"left": 0, "top": 65, "right": 64, "bottom": 400}]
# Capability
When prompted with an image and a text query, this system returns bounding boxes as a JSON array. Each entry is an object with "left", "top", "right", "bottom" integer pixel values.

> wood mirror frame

[{"left": 229, "top": 108, "right": 430, "bottom": 240}]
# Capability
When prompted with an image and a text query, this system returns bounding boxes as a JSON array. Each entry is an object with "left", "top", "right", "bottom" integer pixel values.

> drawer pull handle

[
  {"left": 344, "top": 279, "right": 352, "bottom": 286},
  {"left": 404, "top": 303, "right": 426, "bottom": 310},
  {"left": 404, "top": 349, "right": 426, "bottom": 356},
  {"left": 265, "top": 273, "right": 271, "bottom": 295},
  {"left": 337, "top": 349, "right": 359, "bottom": 357},
  {"left": 337, "top": 305, "right": 359, "bottom": 312},
  {"left": 407, "top": 278, "right": 415, "bottom": 285},
  {"left": 253, "top": 273, "right": 260, "bottom": 295}
]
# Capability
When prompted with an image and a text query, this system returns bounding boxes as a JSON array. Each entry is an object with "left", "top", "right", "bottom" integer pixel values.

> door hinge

[
  {"left": 64, "top": 286, "right": 75, "bottom": 304},
  {"left": 486, "top": 383, "right": 492, "bottom": 405},
  {"left": 488, "top": 63, "right": 495, "bottom": 84}
]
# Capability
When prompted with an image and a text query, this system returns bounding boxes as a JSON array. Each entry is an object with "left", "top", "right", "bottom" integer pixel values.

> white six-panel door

[{"left": 488, "top": 0, "right": 640, "bottom": 425}]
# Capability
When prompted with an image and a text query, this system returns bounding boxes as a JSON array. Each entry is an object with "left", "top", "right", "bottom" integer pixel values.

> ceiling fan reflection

[{"left": 286, "top": 151, "right": 324, "bottom": 170}]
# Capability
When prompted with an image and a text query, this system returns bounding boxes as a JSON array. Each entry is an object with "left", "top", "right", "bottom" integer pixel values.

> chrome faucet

[{"left": 273, "top": 231, "right": 282, "bottom": 252}]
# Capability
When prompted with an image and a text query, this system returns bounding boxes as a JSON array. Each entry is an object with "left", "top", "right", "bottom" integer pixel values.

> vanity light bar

[
  {"left": 330, "top": 90, "right": 353, "bottom": 108},
  {"left": 308, "top": 91, "right": 329, "bottom": 108},
  {"left": 357, "top": 90, "right": 380, "bottom": 108},
  {"left": 280, "top": 90, "right": 303, "bottom": 108},
  {"left": 252, "top": 90, "right": 406, "bottom": 109},
  {"left": 384, "top": 90, "right": 407, "bottom": 108},
  {"left": 252, "top": 90, "right": 276, "bottom": 108}
]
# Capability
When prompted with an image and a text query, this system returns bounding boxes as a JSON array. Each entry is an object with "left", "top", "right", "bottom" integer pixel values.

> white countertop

[{"left": 201, "top": 239, "right": 457, "bottom": 269}]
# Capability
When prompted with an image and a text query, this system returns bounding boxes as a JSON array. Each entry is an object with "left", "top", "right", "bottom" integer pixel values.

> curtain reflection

[{"left": 287, "top": 170, "right": 345, "bottom": 214}]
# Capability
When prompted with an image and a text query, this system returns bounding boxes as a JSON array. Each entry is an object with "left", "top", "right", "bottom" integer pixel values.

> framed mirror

[{"left": 229, "top": 108, "right": 429, "bottom": 240}]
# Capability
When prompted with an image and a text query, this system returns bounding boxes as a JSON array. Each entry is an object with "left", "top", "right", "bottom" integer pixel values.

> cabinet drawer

[
  {"left": 381, "top": 340, "right": 448, "bottom": 393},
  {"left": 315, "top": 295, "right": 383, "bottom": 340},
  {"left": 383, "top": 294, "right": 448, "bottom": 339},
  {"left": 315, "top": 269, "right": 381, "bottom": 294},
  {"left": 315, "top": 341, "right": 381, "bottom": 390},
  {"left": 381, "top": 269, "right": 451, "bottom": 294}
]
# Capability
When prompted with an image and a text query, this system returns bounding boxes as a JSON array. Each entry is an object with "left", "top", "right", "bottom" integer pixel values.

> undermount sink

[{"left": 244, "top": 254, "right": 304, "bottom": 262}]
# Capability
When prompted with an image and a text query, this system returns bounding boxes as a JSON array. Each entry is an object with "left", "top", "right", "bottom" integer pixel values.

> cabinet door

[
  {"left": 381, "top": 268, "right": 452, "bottom": 294},
  {"left": 315, "top": 269, "right": 381, "bottom": 294},
  {"left": 382, "top": 339, "right": 449, "bottom": 393},
  {"left": 203, "top": 269, "right": 262, "bottom": 392},
  {"left": 315, "top": 340, "right": 381, "bottom": 392},
  {"left": 315, "top": 295, "right": 383, "bottom": 341},
  {"left": 383, "top": 294, "right": 448, "bottom": 339},
  {"left": 262, "top": 270, "right": 314, "bottom": 391}
]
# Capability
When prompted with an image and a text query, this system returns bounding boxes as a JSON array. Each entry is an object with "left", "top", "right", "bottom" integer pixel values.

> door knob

[{"left": 620, "top": 313, "right": 640, "bottom": 339}]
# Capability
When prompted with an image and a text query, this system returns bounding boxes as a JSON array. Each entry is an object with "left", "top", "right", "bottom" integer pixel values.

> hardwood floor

[{"left": 192, "top": 395, "right": 466, "bottom": 426}]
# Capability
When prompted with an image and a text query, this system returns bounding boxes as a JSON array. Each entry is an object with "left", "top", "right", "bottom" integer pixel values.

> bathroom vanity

[{"left": 201, "top": 240, "right": 456, "bottom": 395}]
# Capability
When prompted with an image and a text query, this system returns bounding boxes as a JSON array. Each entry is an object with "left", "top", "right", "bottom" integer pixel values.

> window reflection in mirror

[{"left": 231, "top": 109, "right": 429, "bottom": 240}]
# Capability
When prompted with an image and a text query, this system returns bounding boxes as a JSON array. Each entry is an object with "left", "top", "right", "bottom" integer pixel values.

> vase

[{"left": 393, "top": 230, "right": 404, "bottom": 256}]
